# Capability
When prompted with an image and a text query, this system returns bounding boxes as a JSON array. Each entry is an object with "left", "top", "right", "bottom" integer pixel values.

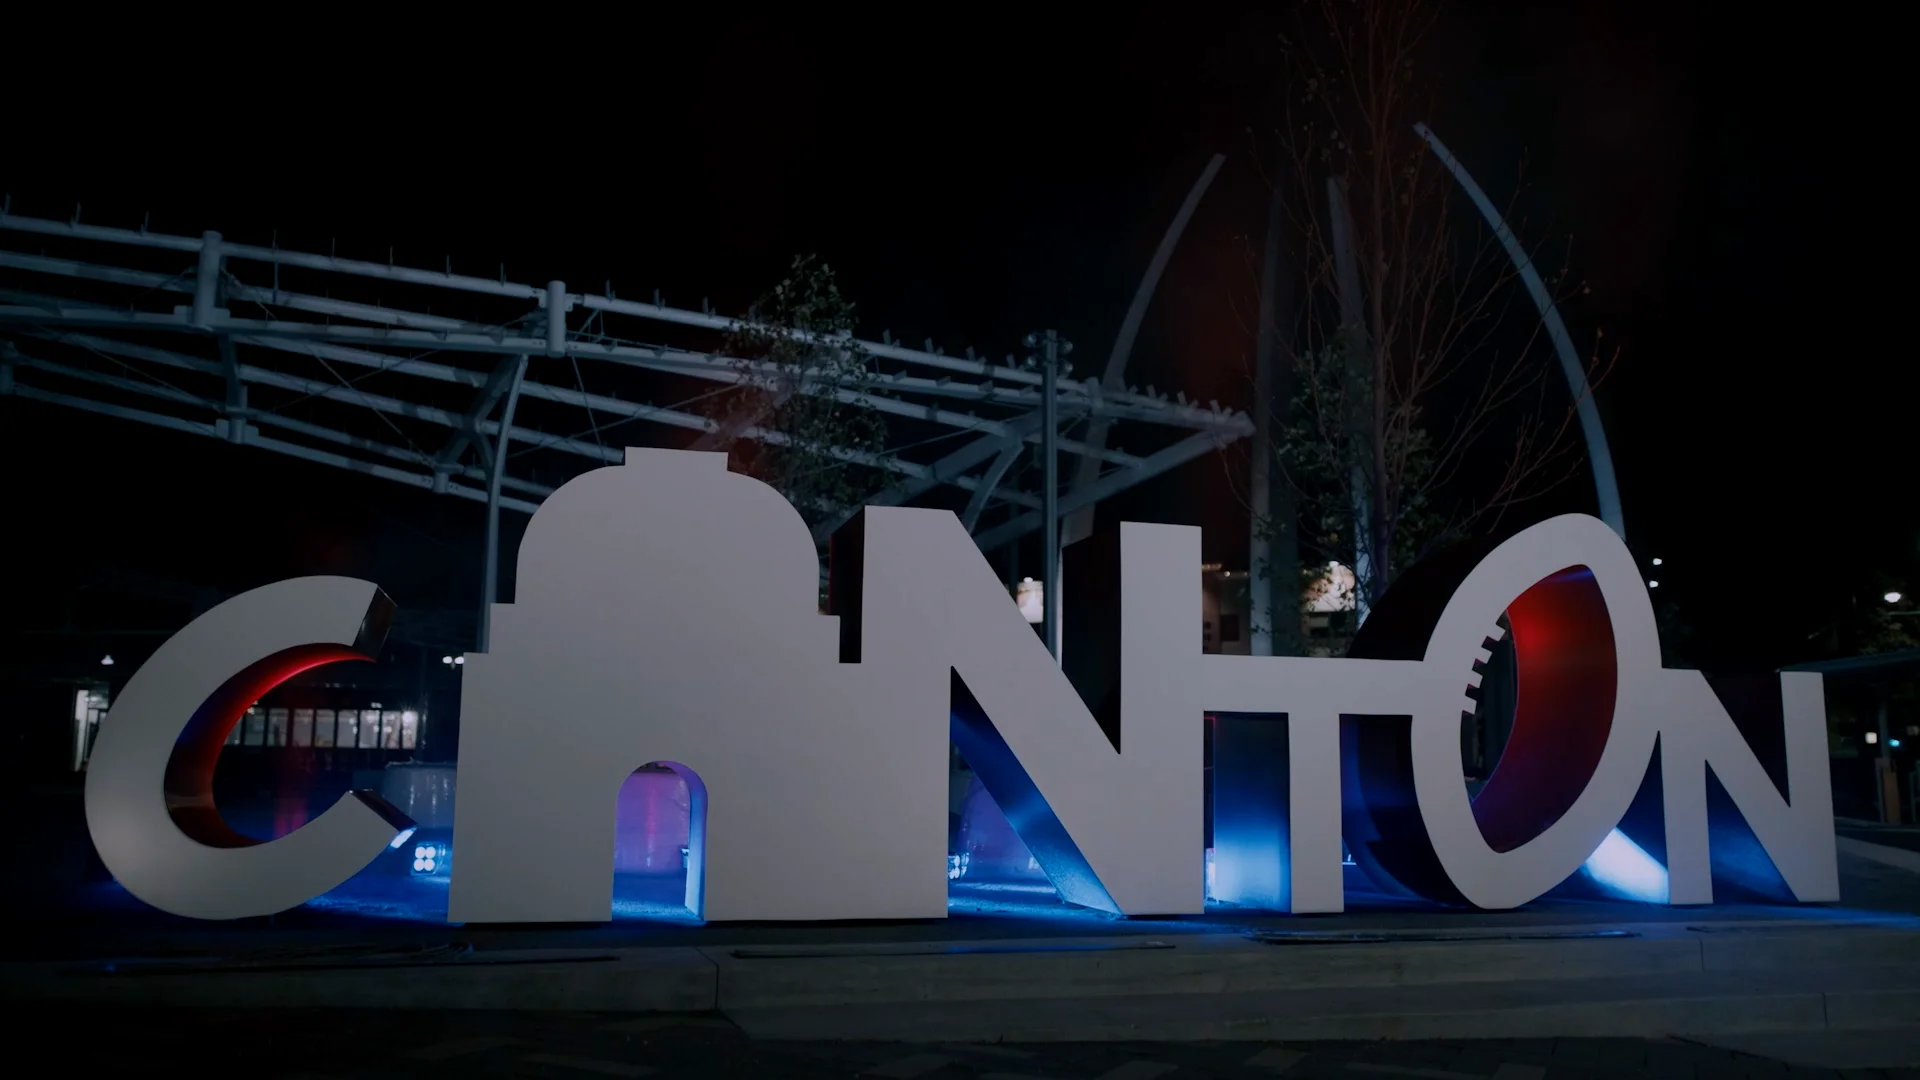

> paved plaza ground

[
  {"left": 12, "top": 816, "right": 1920, "bottom": 1075},
  {"left": 25, "top": 1005, "right": 1920, "bottom": 1079}
]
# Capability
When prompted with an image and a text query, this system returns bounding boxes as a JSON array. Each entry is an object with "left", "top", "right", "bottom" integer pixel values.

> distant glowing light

[
  {"left": 1652, "top": 558, "right": 1663, "bottom": 566},
  {"left": 1583, "top": 828, "right": 1668, "bottom": 903},
  {"left": 1867, "top": 732, "right": 1880, "bottom": 745},
  {"left": 453, "top": 656, "right": 465, "bottom": 666},
  {"left": 1015, "top": 578, "right": 1044, "bottom": 624},
  {"left": 388, "top": 827, "right": 417, "bottom": 850},
  {"left": 100, "top": 655, "right": 114, "bottom": 666},
  {"left": 1305, "top": 562, "right": 1358, "bottom": 613},
  {"left": 948, "top": 852, "right": 971, "bottom": 880},
  {"left": 1893, "top": 739, "right": 1904, "bottom": 749},
  {"left": 441, "top": 655, "right": 454, "bottom": 665},
  {"left": 1888, "top": 591, "right": 1905, "bottom": 605},
  {"left": 1648, "top": 580, "right": 1659, "bottom": 589}
]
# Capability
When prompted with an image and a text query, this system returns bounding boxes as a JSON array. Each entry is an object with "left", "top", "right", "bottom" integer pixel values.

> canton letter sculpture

[{"left": 86, "top": 447, "right": 1838, "bottom": 922}]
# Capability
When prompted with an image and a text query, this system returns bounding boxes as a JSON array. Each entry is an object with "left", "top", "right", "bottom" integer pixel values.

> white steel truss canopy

[{"left": 0, "top": 211, "right": 1250, "bottom": 551}]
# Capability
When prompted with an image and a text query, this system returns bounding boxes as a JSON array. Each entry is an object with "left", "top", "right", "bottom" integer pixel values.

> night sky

[{"left": 2, "top": 4, "right": 1906, "bottom": 672}]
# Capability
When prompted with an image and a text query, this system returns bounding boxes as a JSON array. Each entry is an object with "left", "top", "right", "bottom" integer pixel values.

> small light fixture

[
  {"left": 441, "top": 655, "right": 454, "bottom": 665},
  {"left": 1652, "top": 558, "right": 1663, "bottom": 566},
  {"left": 1648, "top": 581, "right": 1660, "bottom": 589},
  {"left": 453, "top": 656, "right": 465, "bottom": 665},
  {"left": 1887, "top": 591, "right": 1905, "bottom": 605},
  {"left": 100, "top": 655, "right": 114, "bottom": 666},
  {"left": 1867, "top": 732, "right": 1879, "bottom": 745}
]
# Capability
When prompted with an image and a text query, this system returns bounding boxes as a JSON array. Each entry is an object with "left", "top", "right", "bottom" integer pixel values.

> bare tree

[
  {"left": 701, "top": 255, "right": 888, "bottom": 527},
  {"left": 1241, "top": 0, "right": 1613, "bottom": 619}
]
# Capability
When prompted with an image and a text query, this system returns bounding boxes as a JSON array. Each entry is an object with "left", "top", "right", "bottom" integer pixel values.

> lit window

[
  {"left": 291, "top": 709, "right": 313, "bottom": 748},
  {"left": 267, "top": 708, "right": 289, "bottom": 747},
  {"left": 313, "top": 709, "right": 336, "bottom": 748},
  {"left": 381, "top": 710, "right": 402, "bottom": 749},
  {"left": 336, "top": 710, "right": 359, "bottom": 748},
  {"left": 72, "top": 688, "right": 110, "bottom": 771},
  {"left": 242, "top": 707, "right": 267, "bottom": 746},
  {"left": 357, "top": 710, "right": 380, "bottom": 749},
  {"left": 400, "top": 710, "right": 420, "bottom": 750}
]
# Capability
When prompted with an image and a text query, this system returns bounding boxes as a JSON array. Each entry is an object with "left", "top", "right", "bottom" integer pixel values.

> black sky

[{"left": 1, "top": 3, "right": 1906, "bottom": 670}]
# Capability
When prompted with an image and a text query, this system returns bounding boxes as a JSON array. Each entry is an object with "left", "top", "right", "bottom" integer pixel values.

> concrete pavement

[
  {"left": 20, "top": 1004, "right": 1920, "bottom": 1077},
  {"left": 9, "top": 916, "right": 1919, "bottom": 1048}
]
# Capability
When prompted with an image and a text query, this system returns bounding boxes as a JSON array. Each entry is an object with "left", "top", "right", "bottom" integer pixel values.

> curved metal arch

[
  {"left": 1062, "top": 153, "right": 1227, "bottom": 546},
  {"left": 1414, "top": 123, "right": 1625, "bottom": 540}
]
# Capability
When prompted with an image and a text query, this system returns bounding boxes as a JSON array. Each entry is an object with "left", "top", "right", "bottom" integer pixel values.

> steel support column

[
  {"left": 190, "top": 231, "right": 222, "bottom": 329},
  {"left": 479, "top": 353, "right": 530, "bottom": 652},
  {"left": 1037, "top": 330, "right": 1064, "bottom": 661}
]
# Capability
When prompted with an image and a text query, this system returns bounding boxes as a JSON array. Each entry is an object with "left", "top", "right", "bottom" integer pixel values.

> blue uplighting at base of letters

[{"left": 1581, "top": 828, "right": 1671, "bottom": 904}]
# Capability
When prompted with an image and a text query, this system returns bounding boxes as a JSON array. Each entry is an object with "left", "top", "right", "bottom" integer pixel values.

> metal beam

[
  {"left": 961, "top": 442, "right": 1023, "bottom": 533},
  {"left": 0, "top": 244, "right": 1247, "bottom": 434},
  {"left": 971, "top": 430, "right": 1233, "bottom": 552},
  {"left": 209, "top": 336, "right": 1047, "bottom": 502},
  {"left": 1040, "top": 331, "right": 1062, "bottom": 660},
  {"left": 808, "top": 409, "right": 1056, "bottom": 542},
  {"left": 437, "top": 352, "right": 530, "bottom": 473},
  {"left": 0, "top": 248, "right": 482, "bottom": 333},
  {"left": 218, "top": 319, "right": 1158, "bottom": 456},
  {"left": 0, "top": 213, "right": 1042, "bottom": 385},
  {"left": 480, "top": 353, "right": 530, "bottom": 651},
  {"left": 21, "top": 330, "right": 613, "bottom": 473},
  {"left": 19, "top": 326, "right": 1038, "bottom": 506},
  {"left": 687, "top": 387, "right": 791, "bottom": 453},
  {"left": 1063, "top": 154, "right": 1224, "bottom": 546},
  {"left": 1, "top": 209, "right": 1256, "bottom": 535},
  {"left": 7, "top": 347, "right": 553, "bottom": 498},
  {"left": 8, "top": 380, "right": 541, "bottom": 514}
]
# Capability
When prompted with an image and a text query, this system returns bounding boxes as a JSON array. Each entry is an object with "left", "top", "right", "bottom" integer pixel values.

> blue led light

[
  {"left": 1582, "top": 827, "right": 1669, "bottom": 903},
  {"left": 388, "top": 827, "right": 417, "bottom": 850},
  {"left": 408, "top": 842, "right": 448, "bottom": 877}
]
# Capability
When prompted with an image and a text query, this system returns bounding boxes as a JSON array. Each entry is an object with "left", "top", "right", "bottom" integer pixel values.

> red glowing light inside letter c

[{"left": 162, "top": 644, "right": 372, "bottom": 849}]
